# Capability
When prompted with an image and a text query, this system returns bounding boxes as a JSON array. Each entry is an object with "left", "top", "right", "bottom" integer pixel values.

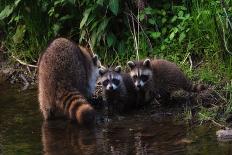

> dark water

[{"left": 0, "top": 83, "right": 232, "bottom": 155}]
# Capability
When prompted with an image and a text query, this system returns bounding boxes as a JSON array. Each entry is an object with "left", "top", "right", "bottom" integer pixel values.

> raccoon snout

[
  {"left": 106, "top": 84, "right": 116, "bottom": 91},
  {"left": 135, "top": 81, "right": 142, "bottom": 89},
  {"left": 109, "top": 85, "right": 114, "bottom": 90},
  {"left": 136, "top": 84, "right": 141, "bottom": 88}
]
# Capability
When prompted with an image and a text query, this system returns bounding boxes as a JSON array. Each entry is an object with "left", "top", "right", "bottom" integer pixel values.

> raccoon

[
  {"left": 99, "top": 66, "right": 137, "bottom": 113},
  {"left": 38, "top": 37, "right": 101, "bottom": 126},
  {"left": 127, "top": 58, "right": 206, "bottom": 102}
]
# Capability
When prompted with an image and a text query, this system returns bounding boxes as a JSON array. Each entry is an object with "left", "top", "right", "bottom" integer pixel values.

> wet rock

[
  {"left": 0, "top": 68, "right": 14, "bottom": 83},
  {"left": 216, "top": 128, "right": 232, "bottom": 142}
]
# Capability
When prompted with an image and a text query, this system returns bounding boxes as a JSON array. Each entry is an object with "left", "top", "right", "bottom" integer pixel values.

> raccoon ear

[
  {"left": 92, "top": 54, "right": 98, "bottom": 66},
  {"left": 115, "top": 66, "right": 122, "bottom": 73},
  {"left": 143, "top": 59, "right": 151, "bottom": 68},
  {"left": 99, "top": 67, "right": 106, "bottom": 76},
  {"left": 127, "top": 61, "right": 135, "bottom": 69}
]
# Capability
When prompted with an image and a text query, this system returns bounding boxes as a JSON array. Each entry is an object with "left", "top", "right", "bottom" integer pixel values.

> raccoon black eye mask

[
  {"left": 99, "top": 65, "right": 137, "bottom": 113},
  {"left": 127, "top": 58, "right": 206, "bottom": 101}
]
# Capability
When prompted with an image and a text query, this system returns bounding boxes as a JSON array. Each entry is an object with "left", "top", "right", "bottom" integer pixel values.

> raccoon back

[
  {"left": 38, "top": 38, "right": 97, "bottom": 125},
  {"left": 151, "top": 59, "right": 192, "bottom": 92}
]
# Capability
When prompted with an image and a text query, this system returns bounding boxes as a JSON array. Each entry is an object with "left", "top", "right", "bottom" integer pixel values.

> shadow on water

[{"left": 1, "top": 82, "right": 232, "bottom": 155}]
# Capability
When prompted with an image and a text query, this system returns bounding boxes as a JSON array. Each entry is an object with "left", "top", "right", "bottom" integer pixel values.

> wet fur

[{"left": 38, "top": 37, "right": 98, "bottom": 126}]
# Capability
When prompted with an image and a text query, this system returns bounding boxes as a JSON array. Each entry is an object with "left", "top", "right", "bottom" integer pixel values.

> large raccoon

[
  {"left": 38, "top": 37, "right": 101, "bottom": 126},
  {"left": 99, "top": 66, "right": 137, "bottom": 113},
  {"left": 127, "top": 58, "right": 206, "bottom": 103}
]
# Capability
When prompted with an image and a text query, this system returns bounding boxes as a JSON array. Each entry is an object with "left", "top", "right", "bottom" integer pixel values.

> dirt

[
  {"left": 0, "top": 54, "right": 230, "bottom": 125},
  {"left": 0, "top": 52, "right": 37, "bottom": 90}
]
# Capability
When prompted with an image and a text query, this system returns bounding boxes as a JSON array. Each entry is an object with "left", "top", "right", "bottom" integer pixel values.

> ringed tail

[
  {"left": 61, "top": 91, "right": 95, "bottom": 126},
  {"left": 187, "top": 83, "right": 207, "bottom": 92}
]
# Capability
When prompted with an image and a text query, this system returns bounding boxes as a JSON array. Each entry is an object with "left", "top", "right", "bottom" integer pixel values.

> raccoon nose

[
  {"left": 109, "top": 85, "right": 114, "bottom": 90},
  {"left": 136, "top": 84, "right": 141, "bottom": 88}
]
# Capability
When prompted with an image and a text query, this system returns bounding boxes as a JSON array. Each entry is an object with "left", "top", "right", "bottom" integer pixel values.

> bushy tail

[
  {"left": 62, "top": 91, "right": 95, "bottom": 126},
  {"left": 186, "top": 83, "right": 207, "bottom": 92}
]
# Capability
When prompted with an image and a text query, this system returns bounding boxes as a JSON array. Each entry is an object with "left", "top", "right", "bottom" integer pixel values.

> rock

[
  {"left": 216, "top": 128, "right": 232, "bottom": 142},
  {"left": 0, "top": 68, "right": 13, "bottom": 83}
]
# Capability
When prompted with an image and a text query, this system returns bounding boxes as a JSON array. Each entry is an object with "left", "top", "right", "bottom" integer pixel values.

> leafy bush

[{"left": 0, "top": 0, "right": 231, "bottom": 67}]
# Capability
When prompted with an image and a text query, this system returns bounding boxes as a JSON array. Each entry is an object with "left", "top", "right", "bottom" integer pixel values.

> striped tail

[
  {"left": 61, "top": 91, "right": 95, "bottom": 126},
  {"left": 186, "top": 83, "right": 207, "bottom": 92}
]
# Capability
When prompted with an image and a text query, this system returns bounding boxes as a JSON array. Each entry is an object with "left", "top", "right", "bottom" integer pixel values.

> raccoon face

[
  {"left": 99, "top": 66, "right": 123, "bottom": 91},
  {"left": 127, "top": 59, "right": 152, "bottom": 89}
]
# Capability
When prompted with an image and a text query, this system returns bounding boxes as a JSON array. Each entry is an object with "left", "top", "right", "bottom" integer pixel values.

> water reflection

[
  {"left": 1, "top": 83, "right": 232, "bottom": 155},
  {"left": 42, "top": 120, "right": 99, "bottom": 155},
  {"left": 41, "top": 116, "right": 189, "bottom": 155}
]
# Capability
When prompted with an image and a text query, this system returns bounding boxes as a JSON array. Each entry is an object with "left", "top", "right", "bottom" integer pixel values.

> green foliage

[{"left": 0, "top": 0, "right": 232, "bottom": 125}]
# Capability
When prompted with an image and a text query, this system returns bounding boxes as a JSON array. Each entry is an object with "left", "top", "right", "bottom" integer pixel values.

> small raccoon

[
  {"left": 38, "top": 37, "right": 101, "bottom": 126},
  {"left": 99, "top": 66, "right": 137, "bottom": 113},
  {"left": 127, "top": 58, "right": 206, "bottom": 102}
]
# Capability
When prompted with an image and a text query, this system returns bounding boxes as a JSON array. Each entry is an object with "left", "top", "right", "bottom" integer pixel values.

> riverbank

[{"left": 1, "top": 54, "right": 231, "bottom": 128}]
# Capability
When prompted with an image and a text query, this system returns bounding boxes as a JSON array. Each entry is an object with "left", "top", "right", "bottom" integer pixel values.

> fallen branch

[
  {"left": 12, "top": 55, "right": 38, "bottom": 68},
  {"left": 194, "top": 60, "right": 203, "bottom": 68},
  {"left": 199, "top": 113, "right": 225, "bottom": 128}
]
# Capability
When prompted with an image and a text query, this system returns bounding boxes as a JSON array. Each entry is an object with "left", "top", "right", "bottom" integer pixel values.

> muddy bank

[
  {"left": 0, "top": 54, "right": 231, "bottom": 127},
  {"left": 0, "top": 52, "right": 37, "bottom": 90}
]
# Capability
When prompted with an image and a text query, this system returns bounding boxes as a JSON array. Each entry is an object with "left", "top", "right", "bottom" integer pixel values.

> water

[{"left": 0, "top": 83, "right": 232, "bottom": 155}]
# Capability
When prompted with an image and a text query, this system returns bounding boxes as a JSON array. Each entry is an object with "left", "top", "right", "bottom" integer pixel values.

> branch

[{"left": 12, "top": 55, "right": 38, "bottom": 68}]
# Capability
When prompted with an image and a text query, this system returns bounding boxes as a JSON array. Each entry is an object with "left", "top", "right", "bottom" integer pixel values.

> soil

[{"left": 0, "top": 54, "right": 230, "bottom": 126}]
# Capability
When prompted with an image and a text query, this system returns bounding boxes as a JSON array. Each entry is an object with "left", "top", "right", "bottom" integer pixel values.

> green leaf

[
  {"left": 150, "top": 32, "right": 161, "bottom": 39},
  {"left": 13, "top": 25, "right": 26, "bottom": 44},
  {"left": 86, "top": 14, "right": 96, "bottom": 25},
  {"left": 171, "top": 15, "right": 177, "bottom": 23},
  {"left": 59, "top": 15, "right": 73, "bottom": 21},
  {"left": 139, "top": 14, "right": 145, "bottom": 21},
  {"left": 52, "top": 24, "right": 60, "bottom": 36},
  {"left": 109, "top": 0, "right": 119, "bottom": 15},
  {"left": 148, "top": 18, "right": 156, "bottom": 25},
  {"left": 91, "top": 31, "right": 97, "bottom": 47},
  {"left": 161, "top": 17, "right": 167, "bottom": 23},
  {"left": 97, "top": 0, "right": 104, "bottom": 6},
  {"left": 161, "top": 44, "right": 166, "bottom": 51},
  {"left": 68, "top": 0, "right": 75, "bottom": 4},
  {"left": 169, "top": 32, "right": 175, "bottom": 40},
  {"left": 0, "top": 5, "right": 14, "bottom": 20},
  {"left": 178, "top": 10, "right": 184, "bottom": 17},
  {"left": 15, "top": 0, "right": 21, "bottom": 6},
  {"left": 179, "top": 32, "right": 186, "bottom": 43},
  {"left": 80, "top": 8, "right": 92, "bottom": 29},
  {"left": 161, "top": 27, "right": 167, "bottom": 34},
  {"left": 97, "top": 18, "right": 110, "bottom": 35},
  {"left": 90, "top": 20, "right": 100, "bottom": 31},
  {"left": 118, "top": 41, "right": 125, "bottom": 53},
  {"left": 144, "top": 7, "right": 152, "bottom": 15},
  {"left": 79, "top": 30, "right": 86, "bottom": 43},
  {"left": 107, "top": 33, "right": 116, "bottom": 47}
]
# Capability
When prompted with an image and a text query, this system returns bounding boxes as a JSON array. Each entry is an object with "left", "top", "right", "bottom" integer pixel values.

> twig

[
  {"left": 131, "top": 10, "right": 139, "bottom": 60},
  {"left": 217, "top": 13, "right": 232, "bottom": 55},
  {"left": 199, "top": 113, "right": 225, "bottom": 128},
  {"left": 220, "top": 0, "right": 232, "bottom": 31},
  {"left": 125, "top": 11, "right": 153, "bottom": 56},
  {"left": 137, "top": 5, "right": 140, "bottom": 60},
  {"left": 194, "top": 60, "right": 203, "bottom": 68},
  {"left": 12, "top": 55, "right": 38, "bottom": 68},
  {"left": 181, "top": 52, "right": 190, "bottom": 65},
  {"left": 189, "top": 55, "right": 193, "bottom": 71}
]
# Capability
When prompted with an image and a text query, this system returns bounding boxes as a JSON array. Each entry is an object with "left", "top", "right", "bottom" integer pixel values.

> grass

[{"left": 1, "top": 0, "right": 232, "bottom": 125}]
